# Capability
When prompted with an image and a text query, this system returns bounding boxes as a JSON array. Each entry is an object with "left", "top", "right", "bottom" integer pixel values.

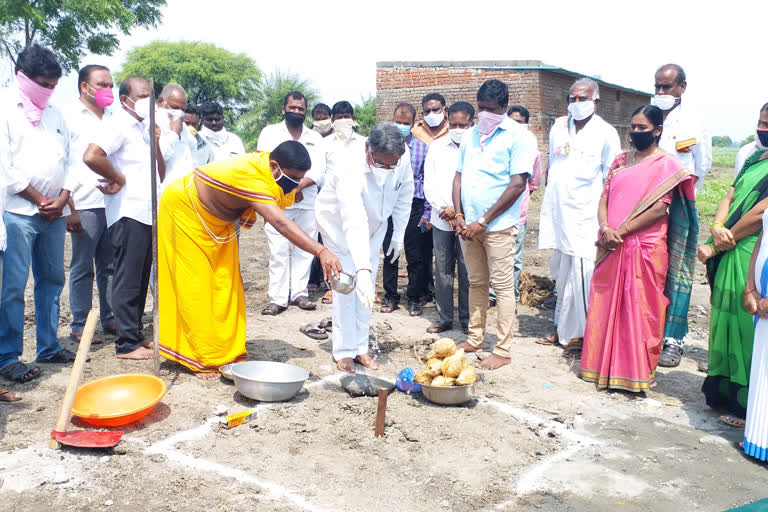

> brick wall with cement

[{"left": 376, "top": 64, "right": 651, "bottom": 157}]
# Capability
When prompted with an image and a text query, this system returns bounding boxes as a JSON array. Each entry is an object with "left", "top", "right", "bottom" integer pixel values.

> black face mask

[
  {"left": 284, "top": 111, "right": 305, "bottom": 129},
  {"left": 758, "top": 130, "right": 768, "bottom": 147},
  {"left": 275, "top": 168, "right": 300, "bottom": 194},
  {"left": 630, "top": 130, "right": 657, "bottom": 151}
]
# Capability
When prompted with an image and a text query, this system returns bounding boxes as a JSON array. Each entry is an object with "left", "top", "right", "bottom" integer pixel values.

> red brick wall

[{"left": 376, "top": 65, "right": 651, "bottom": 158}]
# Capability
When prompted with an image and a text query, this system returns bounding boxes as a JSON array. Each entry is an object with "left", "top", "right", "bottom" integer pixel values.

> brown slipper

[
  {"left": 291, "top": 296, "right": 317, "bottom": 311},
  {"left": 536, "top": 334, "right": 559, "bottom": 346},
  {"left": 262, "top": 303, "right": 287, "bottom": 316}
]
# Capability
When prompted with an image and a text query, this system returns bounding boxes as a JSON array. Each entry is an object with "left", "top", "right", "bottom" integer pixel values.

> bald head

[
  {"left": 654, "top": 63, "right": 687, "bottom": 98},
  {"left": 159, "top": 82, "right": 187, "bottom": 111}
]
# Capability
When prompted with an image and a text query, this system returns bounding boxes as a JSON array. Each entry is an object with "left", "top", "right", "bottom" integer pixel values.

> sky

[{"left": 14, "top": 0, "right": 768, "bottom": 140}]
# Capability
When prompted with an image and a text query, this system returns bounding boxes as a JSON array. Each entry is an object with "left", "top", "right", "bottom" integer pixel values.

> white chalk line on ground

[
  {"left": 478, "top": 397, "right": 602, "bottom": 510},
  {"left": 143, "top": 373, "right": 344, "bottom": 512}
]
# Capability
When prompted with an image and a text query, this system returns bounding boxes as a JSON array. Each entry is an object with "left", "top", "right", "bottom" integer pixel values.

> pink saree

[{"left": 579, "top": 150, "right": 695, "bottom": 392}]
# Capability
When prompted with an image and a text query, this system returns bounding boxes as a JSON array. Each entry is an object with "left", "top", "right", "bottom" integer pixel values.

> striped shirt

[{"left": 406, "top": 134, "right": 431, "bottom": 222}]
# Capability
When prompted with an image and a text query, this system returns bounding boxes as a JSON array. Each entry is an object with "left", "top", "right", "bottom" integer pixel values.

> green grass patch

[
  {"left": 712, "top": 147, "right": 738, "bottom": 168},
  {"left": 697, "top": 174, "right": 732, "bottom": 224}
]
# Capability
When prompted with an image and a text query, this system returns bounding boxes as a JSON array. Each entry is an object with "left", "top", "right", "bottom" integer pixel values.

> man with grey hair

[
  {"left": 314, "top": 123, "right": 414, "bottom": 373},
  {"left": 156, "top": 82, "right": 194, "bottom": 195},
  {"left": 537, "top": 77, "right": 621, "bottom": 352}
]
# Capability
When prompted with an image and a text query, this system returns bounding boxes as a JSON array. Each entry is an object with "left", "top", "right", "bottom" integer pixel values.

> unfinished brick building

[{"left": 376, "top": 60, "right": 651, "bottom": 157}]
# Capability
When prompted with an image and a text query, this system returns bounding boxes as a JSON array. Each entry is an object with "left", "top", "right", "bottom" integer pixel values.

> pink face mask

[
  {"left": 16, "top": 70, "right": 55, "bottom": 126},
  {"left": 87, "top": 83, "right": 114, "bottom": 109},
  {"left": 477, "top": 111, "right": 506, "bottom": 137}
]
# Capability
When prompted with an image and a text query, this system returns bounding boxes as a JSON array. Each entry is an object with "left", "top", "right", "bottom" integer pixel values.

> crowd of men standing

[{"left": 0, "top": 45, "right": 714, "bottom": 388}]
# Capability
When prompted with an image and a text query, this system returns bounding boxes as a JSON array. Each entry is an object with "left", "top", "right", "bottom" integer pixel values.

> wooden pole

[
  {"left": 149, "top": 80, "right": 160, "bottom": 377},
  {"left": 374, "top": 388, "right": 388, "bottom": 438},
  {"left": 49, "top": 311, "right": 97, "bottom": 449}
]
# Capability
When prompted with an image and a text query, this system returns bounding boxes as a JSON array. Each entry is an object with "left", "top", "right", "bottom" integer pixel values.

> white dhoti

[
  {"left": 265, "top": 208, "right": 317, "bottom": 306},
  {"left": 550, "top": 249, "right": 593, "bottom": 345}
]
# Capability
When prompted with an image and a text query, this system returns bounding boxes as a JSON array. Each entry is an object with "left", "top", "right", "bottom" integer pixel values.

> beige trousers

[{"left": 459, "top": 226, "right": 518, "bottom": 358}]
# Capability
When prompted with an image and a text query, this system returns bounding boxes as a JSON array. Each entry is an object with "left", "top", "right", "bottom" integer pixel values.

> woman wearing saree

[
  {"left": 700, "top": 110, "right": 768, "bottom": 427},
  {"left": 580, "top": 105, "right": 698, "bottom": 392}
]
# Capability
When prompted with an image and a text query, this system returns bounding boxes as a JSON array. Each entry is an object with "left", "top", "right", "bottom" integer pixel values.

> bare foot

[
  {"left": 140, "top": 340, "right": 155, "bottom": 349},
  {"left": 194, "top": 371, "right": 221, "bottom": 381},
  {"left": 477, "top": 353, "right": 511, "bottom": 370},
  {"left": 117, "top": 347, "right": 154, "bottom": 360},
  {"left": 354, "top": 354, "right": 380, "bottom": 370},
  {"left": 458, "top": 341, "right": 482, "bottom": 353},
  {"left": 337, "top": 358, "right": 356, "bottom": 373},
  {"left": 739, "top": 441, "right": 744, "bottom": 449}
]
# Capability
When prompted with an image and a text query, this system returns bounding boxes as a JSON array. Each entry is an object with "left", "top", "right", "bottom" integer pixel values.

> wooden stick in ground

[
  {"left": 374, "top": 387, "right": 389, "bottom": 438},
  {"left": 149, "top": 79, "right": 160, "bottom": 377},
  {"left": 49, "top": 310, "right": 98, "bottom": 449}
]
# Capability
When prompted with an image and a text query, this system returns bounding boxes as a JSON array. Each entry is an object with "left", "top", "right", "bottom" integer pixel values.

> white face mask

[
  {"left": 424, "top": 110, "right": 445, "bottom": 128},
  {"left": 162, "top": 108, "right": 185, "bottom": 120},
  {"left": 651, "top": 95, "right": 677, "bottom": 111},
  {"left": 567, "top": 100, "right": 595, "bottom": 121},
  {"left": 131, "top": 97, "right": 151, "bottom": 120},
  {"left": 449, "top": 128, "right": 466, "bottom": 145},
  {"left": 519, "top": 123, "right": 529, "bottom": 130},
  {"left": 332, "top": 118, "right": 355, "bottom": 141},
  {"left": 313, "top": 118, "right": 333, "bottom": 136}
]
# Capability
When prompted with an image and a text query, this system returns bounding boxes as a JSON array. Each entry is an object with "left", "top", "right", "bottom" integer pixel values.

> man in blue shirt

[{"left": 452, "top": 79, "right": 537, "bottom": 370}]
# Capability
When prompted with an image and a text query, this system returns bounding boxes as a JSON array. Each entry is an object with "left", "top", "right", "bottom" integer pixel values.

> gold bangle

[{"left": 455, "top": 213, "right": 465, "bottom": 218}]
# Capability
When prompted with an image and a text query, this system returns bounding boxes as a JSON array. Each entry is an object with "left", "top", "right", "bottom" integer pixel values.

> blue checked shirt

[{"left": 405, "top": 134, "right": 431, "bottom": 223}]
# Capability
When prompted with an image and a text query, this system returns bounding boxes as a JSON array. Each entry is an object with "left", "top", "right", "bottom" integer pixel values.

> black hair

[
  {"left": 656, "top": 63, "right": 686, "bottom": 85},
  {"left": 477, "top": 79, "right": 508, "bottom": 108},
  {"left": 184, "top": 103, "right": 199, "bottom": 115},
  {"left": 283, "top": 91, "right": 307, "bottom": 108},
  {"left": 631, "top": 104, "right": 664, "bottom": 142},
  {"left": 77, "top": 64, "right": 110, "bottom": 93},
  {"left": 761, "top": 102, "right": 768, "bottom": 113},
  {"left": 270, "top": 140, "right": 312, "bottom": 172},
  {"left": 312, "top": 103, "right": 331, "bottom": 119},
  {"left": 447, "top": 101, "right": 475, "bottom": 122},
  {"left": 507, "top": 105, "right": 530, "bottom": 123},
  {"left": 118, "top": 77, "right": 147, "bottom": 99},
  {"left": 199, "top": 101, "right": 224, "bottom": 118},
  {"left": 15, "top": 45, "right": 62, "bottom": 79},
  {"left": 394, "top": 102, "right": 416, "bottom": 122},
  {"left": 422, "top": 92, "right": 446, "bottom": 107},
  {"left": 331, "top": 100, "right": 354, "bottom": 118}
]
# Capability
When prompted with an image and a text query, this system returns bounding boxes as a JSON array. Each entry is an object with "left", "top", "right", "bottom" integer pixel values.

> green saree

[{"left": 703, "top": 150, "right": 768, "bottom": 417}]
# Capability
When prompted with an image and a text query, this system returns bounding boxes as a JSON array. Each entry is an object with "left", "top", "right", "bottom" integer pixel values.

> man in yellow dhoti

[{"left": 157, "top": 141, "right": 341, "bottom": 379}]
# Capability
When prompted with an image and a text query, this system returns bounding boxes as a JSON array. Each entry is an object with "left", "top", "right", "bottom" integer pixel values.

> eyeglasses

[{"left": 368, "top": 150, "right": 398, "bottom": 170}]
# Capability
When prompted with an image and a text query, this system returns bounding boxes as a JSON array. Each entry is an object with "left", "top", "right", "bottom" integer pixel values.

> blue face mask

[
  {"left": 274, "top": 163, "right": 300, "bottom": 194},
  {"left": 394, "top": 123, "right": 411, "bottom": 138}
]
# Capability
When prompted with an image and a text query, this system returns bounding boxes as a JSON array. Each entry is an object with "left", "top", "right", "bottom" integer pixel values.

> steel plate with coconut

[
  {"left": 231, "top": 361, "right": 309, "bottom": 402},
  {"left": 414, "top": 338, "right": 480, "bottom": 405}
]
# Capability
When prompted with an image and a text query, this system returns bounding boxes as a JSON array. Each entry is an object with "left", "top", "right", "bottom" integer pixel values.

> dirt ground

[{"left": 1, "top": 171, "right": 767, "bottom": 512}]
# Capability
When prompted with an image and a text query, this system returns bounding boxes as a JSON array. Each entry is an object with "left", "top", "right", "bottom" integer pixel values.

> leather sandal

[
  {"left": 290, "top": 296, "right": 317, "bottom": 311},
  {"left": 426, "top": 322, "right": 453, "bottom": 334},
  {"left": 261, "top": 303, "right": 287, "bottom": 316}
]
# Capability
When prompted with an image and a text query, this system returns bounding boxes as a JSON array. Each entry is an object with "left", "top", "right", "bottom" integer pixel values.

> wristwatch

[{"left": 478, "top": 216, "right": 488, "bottom": 227}]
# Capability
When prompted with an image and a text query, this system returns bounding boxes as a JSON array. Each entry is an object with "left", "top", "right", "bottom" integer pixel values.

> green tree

[
  {"left": 353, "top": 95, "right": 376, "bottom": 136},
  {"left": 0, "top": 0, "right": 165, "bottom": 72},
  {"left": 116, "top": 41, "right": 261, "bottom": 116},
  {"left": 740, "top": 134, "right": 756, "bottom": 147},
  {"left": 712, "top": 135, "right": 733, "bottom": 147},
  {"left": 236, "top": 70, "right": 318, "bottom": 151}
]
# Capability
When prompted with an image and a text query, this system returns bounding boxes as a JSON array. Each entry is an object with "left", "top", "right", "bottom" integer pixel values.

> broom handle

[{"left": 49, "top": 310, "right": 97, "bottom": 449}]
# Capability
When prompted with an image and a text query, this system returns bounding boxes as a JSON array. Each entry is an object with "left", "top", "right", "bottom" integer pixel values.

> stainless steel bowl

[
  {"left": 420, "top": 381, "right": 478, "bottom": 405},
  {"left": 331, "top": 271, "right": 357, "bottom": 295},
  {"left": 231, "top": 361, "right": 309, "bottom": 402}
]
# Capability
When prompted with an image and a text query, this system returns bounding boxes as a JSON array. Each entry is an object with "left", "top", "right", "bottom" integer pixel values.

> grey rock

[{"left": 340, "top": 374, "right": 395, "bottom": 397}]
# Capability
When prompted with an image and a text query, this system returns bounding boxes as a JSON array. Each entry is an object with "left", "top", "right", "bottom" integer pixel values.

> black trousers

[
  {"left": 309, "top": 233, "right": 324, "bottom": 287},
  {"left": 382, "top": 198, "right": 433, "bottom": 304},
  {"left": 109, "top": 217, "right": 152, "bottom": 354}
]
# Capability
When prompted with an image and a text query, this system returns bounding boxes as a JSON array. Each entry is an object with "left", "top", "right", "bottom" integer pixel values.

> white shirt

[
  {"left": 538, "top": 114, "right": 621, "bottom": 259},
  {"left": 315, "top": 147, "right": 414, "bottom": 272},
  {"left": 257, "top": 121, "right": 325, "bottom": 210},
  {"left": 65, "top": 102, "right": 109, "bottom": 210},
  {"left": 155, "top": 109, "right": 195, "bottom": 196},
  {"left": 199, "top": 127, "right": 245, "bottom": 161},
  {"left": 658, "top": 102, "right": 712, "bottom": 190},
  {"left": 92, "top": 107, "right": 156, "bottom": 227},
  {"left": 734, "top": 140, "right": 763, "bottom": 180},
  {"left": 1, "top": 88, "right": 73, "bottom": 217},
  {"left": 423, "top": 136, "right": 459, "bottom": 231},
  {"left": 318, "top": 131, "right": 367, "bottom": 188}
]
